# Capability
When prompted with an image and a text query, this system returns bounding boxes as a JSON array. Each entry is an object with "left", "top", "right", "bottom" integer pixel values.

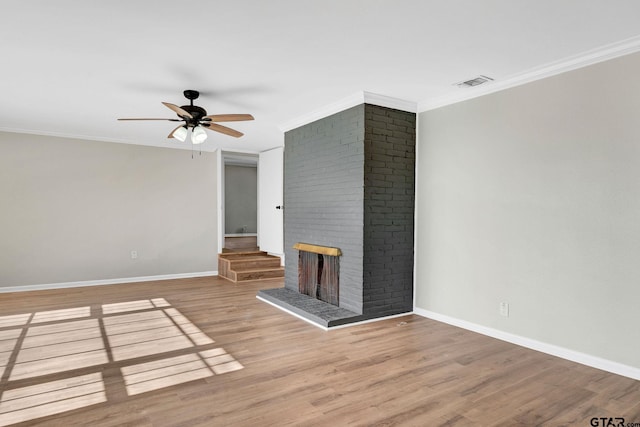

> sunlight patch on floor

[
  {"left": 103, "top": 310, "right": 194, "bottom": 361},
  {"left": 0, "top": 298, "right": 243, "bottom": 425},
  {"left": 0, "top": 314, "right": 30, "bottom": 328},
  {"left": 103, "top": 299, "right": 155, "bottom": 314},
  {"left": 122, "top": 353, "right": 214, "bottom": 395},
  {"left": 11, "top": 349, "right": 109, "bottom": 381},
  {"left": 0, "top": 373, "right": 106, "bottom": 427},
  {"left": 11, "top": 319, "right": 108, "bottom": 381},
  {"left": 164, "top": 307, "right": 214, "bottom": 346},
  {"left": 200, "top": 348, "right": 244, "bottom": 375},
  {"left": 103, "top": 298, "right": 172, "bottom": 315},
  {"left": 0, "top": 329, "right": 20, "bottom": 378},
  {"left": 31, "top": 307, "right": 90, "bottom": 324}
]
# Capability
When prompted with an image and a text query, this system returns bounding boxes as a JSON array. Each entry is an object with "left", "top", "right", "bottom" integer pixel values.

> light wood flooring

[{"left": 0, "top": 277, "right": 638, "bottom": 426}]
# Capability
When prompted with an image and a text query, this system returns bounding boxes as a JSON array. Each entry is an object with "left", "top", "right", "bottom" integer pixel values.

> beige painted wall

[
  {"left": 0, "top": 132, "right": 218, "bottom": 288},
  {"left": 416, "top": 52, "right": 640, "bottom": 368}
]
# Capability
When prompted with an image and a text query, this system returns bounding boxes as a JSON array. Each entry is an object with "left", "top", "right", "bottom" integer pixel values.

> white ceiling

[{"left": 1, "top": 1, "right": 640, "bottom": 153}]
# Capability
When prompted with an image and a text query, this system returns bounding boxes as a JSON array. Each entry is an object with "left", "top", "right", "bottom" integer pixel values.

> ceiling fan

[{"left": 118, "top": 89, "right": 254, "bottom": 144}]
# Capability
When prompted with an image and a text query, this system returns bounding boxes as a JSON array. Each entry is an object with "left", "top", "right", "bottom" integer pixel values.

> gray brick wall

[
  {"left": 284, "top": 105, "right": 365, "bottom": 314},
  {"left": 283, "top": 103, "right": 415, "bottom": 318},
  {"left": 363, "top": 104, "right": 415, "bottom": 316}
]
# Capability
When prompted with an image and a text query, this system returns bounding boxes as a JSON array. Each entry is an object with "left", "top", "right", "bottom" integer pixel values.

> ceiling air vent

[{"left": 456, "top": 75, "right": 494, "bottom": 88}]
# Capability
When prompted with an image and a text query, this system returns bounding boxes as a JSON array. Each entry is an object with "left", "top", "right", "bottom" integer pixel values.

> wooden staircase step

[
  {"left": 224, "top": 236, "right": 258, "bottom": 251},
  {"left": 219, "top": 251, "right": 269, "bottom": 259},
  {"left": 233, "top": 267, "right": 285, "bottom": 282},
  {"left": 218, "top": 251, "right": 283, "bottom": 283},
  {"left": 223, "top": 247, "right": 260, "bottom": 253},
  {"left": 227, "top": 258, "right": 281, "bottom": 270}
]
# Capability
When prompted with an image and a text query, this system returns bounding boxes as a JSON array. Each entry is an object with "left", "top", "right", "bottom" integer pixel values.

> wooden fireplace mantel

[{"left": 293, "top": 242, "right": 342, "bottom": 257}]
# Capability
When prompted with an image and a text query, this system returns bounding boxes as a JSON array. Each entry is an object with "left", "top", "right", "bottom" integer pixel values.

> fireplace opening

[
  {"left": 295, "top": 243, "right": 340, "bottom": 306},
  {"left": 316, "top": 254, "right": 324, "bottom": 290}
]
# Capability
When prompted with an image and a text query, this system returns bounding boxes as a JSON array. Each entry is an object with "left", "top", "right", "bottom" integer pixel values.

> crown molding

[
  {"left": 279, "top": 91, "right": 417, "bottom": 132},
  {"left": 0, "top": 127, "right": 221, "bottom": 152},
  {"left": 0, "top": 126, "right": 134, "bottom": 145},
  {"left": 418, "top": 34, "right": 640, "bottom": 112},
  {"left": 363, "top": 92, "right": 417, "bottom": 113}
]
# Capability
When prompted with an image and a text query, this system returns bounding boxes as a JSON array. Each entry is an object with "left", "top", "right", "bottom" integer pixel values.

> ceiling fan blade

[
  {"left": 162, "top": 102, "right": 193, "bottom": 119},
  {"left": 117, "top": 118, "right": 181, "bottom": 121},
  {"left": 203, "top": 114, "right": 254, "bottom": 122},
  {"left": 205, "top": 123, "right": 244, "bottom": 138}
]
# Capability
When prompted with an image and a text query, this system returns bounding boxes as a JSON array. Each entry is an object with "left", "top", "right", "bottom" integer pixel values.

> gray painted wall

[
  {"left": 0, "top": 132, "right": 218, "bottom": 288},
  {"left": 284, "top": 105, "right": 365, "bottom": 314},
  {"left": 416, "top": 52, "right": 640, "bottom": 369},
  {"left": 224, "top": 164, "right": 257, "bottom": 234}
]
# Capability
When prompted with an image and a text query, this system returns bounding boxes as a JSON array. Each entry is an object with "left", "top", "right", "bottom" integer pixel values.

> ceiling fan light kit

[
  {"left": 172, "top": 126, "right": 188, "bottom": 142},
  {"left": 191, "top": 126, "right": 207, "bottom": 144},
  {"left": 118, "top": 90, "right": 254, "bottom": 145}
]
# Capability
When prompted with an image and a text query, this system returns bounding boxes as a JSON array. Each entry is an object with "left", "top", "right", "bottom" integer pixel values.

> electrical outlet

[
  {"left": 499, "top": 302, "right": 509, "bottom": 317},
  {"left": 131, "top": 250, "right": 138, "bottom": 259}
]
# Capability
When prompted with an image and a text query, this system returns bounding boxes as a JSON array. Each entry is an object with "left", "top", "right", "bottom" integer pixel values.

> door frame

[{"left": 216, "top": 150, "right": 259, "bottom": 254}]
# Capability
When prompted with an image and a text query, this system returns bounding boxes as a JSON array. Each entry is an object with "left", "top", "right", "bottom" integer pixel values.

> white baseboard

[
  {"left": 0, "top": 271, "right": 218, "bottom": 293},
  {"left": 413, "top": 307, "right": 640, "bottom": 381}
]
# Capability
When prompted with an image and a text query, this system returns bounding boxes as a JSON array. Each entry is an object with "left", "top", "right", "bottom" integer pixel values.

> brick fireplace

[{"left": 258, "top": 103, "right": 415, "bottom": 328}]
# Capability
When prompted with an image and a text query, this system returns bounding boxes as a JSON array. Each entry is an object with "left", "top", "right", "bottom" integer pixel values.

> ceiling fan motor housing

[
  {"left": 180, "top": 90, "right": 208, "bottom": 124},
  {"left": 180, "top": 105, "right": 208, "bottom": 123}
]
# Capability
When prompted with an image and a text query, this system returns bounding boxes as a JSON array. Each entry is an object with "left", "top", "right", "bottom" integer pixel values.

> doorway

[
  {"left": 219, "top": 152, "right": 258, "bottom": 252},
  {"left": 216, "top": 148, "right": 283, "bottom": 259}
]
